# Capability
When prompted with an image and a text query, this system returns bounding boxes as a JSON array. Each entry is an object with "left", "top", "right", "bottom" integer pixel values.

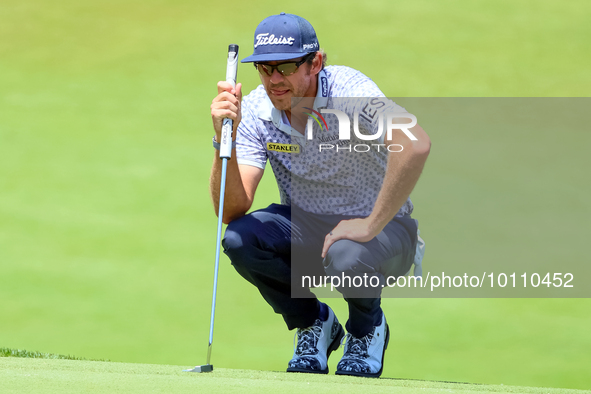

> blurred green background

[{"left": 1, "top": 0, "right": 589, "bottom": 390}]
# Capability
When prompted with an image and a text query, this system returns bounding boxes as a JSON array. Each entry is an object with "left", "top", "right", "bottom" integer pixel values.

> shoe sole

[
  {"left": 335, "top": 324, "right": 390, "bottom": 378},
  {"left": 286, "top": 323, "right": 345, "bottom": 374}
]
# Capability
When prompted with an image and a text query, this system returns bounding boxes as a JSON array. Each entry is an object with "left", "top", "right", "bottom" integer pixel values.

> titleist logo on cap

[{"left": 254, "top": 33, "right": 295, "bottom": 48}]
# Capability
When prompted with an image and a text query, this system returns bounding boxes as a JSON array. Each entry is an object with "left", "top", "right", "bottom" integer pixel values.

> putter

[{"left": 184, "top": 44, "right": 239, "bottom": 373}]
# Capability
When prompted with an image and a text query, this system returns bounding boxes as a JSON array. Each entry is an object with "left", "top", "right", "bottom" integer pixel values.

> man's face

[{"left": 256, "top": 54, "right": 321, "bottom": 112}]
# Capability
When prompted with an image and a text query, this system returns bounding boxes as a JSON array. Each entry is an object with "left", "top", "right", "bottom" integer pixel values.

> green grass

[
  {"left": 1, "top": 0, "right": 590, "bottom": 391},
  {"left": 0, "top": 347, "right": 87, "bottom": 360},
  {"left": 2, "top": 357, "right": 589, "bottom": 394},
  {"left": 1, "top": 347, "right": 110, "bottom": 362}
]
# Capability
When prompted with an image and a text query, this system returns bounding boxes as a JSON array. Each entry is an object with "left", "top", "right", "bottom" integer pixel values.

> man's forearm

[
  {"left": 209, "top": 146, "right": 250, "bottom": 224},
  {"left": 366, "top": 129, "right": 431, "bottom": 235},
  {"left": 319, "top": 130, "right": 430, "bottom": 258}
]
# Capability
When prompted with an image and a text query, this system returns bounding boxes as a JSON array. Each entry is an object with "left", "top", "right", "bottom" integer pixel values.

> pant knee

[
  {"left": 222, "top": 210, "right": 291, "bottom": 274},
  {"left": 323, "top": 239, "right": 383, "bottom": 298},
  {"left": 323, "top": 239, "right": 372, "bottom": 276},
  {"left": 222, "top": 216, "right": 257, "bottom": 264}
]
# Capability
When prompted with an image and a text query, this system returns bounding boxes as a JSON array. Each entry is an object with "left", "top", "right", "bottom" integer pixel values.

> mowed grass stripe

[{"left": 2, "top": 358, "right": 587, "bottom": 394}]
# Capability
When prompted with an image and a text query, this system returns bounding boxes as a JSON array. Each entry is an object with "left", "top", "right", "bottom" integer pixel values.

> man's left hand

[{"left": 321, "top": 218, "right": 380, "bottom": 258}]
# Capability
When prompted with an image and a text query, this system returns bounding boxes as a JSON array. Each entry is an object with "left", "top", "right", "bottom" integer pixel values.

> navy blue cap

[{"left": 241, "top": 13, "right": 319, "bottom": 63}]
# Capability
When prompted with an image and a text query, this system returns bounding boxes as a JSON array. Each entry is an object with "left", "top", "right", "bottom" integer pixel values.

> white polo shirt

[{"left": 236, "top": 65, "right": 414, "bottom": 217}]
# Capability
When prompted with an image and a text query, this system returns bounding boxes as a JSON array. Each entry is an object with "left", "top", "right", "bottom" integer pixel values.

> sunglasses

[{"left": 254, "top": 53, "right": 315, "bottom": 77}]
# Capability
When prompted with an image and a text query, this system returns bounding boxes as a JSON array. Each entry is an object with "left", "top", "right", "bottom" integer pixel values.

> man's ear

[{"left": 311, "top": 52, "right": 323, "bottom": 75}]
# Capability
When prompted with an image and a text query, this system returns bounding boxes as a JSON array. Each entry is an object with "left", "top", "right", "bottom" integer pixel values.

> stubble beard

[{"left": 267, "top": 74, "right": 310, "bottom": 112}]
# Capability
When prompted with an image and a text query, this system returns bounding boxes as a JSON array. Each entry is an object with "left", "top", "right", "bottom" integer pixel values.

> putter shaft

[
  {"left": 185, "top": 44, "right": 237, "bottom": 374},
  {"left": 207, "top": 157, "right": 228, "bottom": 365}
]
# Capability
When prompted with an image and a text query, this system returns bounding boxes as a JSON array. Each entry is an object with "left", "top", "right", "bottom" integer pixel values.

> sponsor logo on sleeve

[{"left": 267, "top": 142, "right": 301, "bottom": 153}]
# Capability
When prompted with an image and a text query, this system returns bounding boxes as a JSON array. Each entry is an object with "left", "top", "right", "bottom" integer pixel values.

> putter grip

[{"left": 220, "top": 44, "right": 239, "bottom": 159}]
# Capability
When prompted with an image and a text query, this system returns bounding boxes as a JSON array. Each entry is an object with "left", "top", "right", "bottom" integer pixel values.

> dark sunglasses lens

[
  {"left": 256, "top": 62, "right": 300, "bottom": 76},
  {"left": 256, "top": 64, "right": 272, "bottom": 76},
  {"left": 277, "top": 63, "right": 298, "bottom": 76}
]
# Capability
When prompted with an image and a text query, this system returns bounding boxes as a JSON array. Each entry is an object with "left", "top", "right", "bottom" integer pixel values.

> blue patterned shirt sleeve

[{"left": 235, "top": 91, "right": 267, "bottom": 169}]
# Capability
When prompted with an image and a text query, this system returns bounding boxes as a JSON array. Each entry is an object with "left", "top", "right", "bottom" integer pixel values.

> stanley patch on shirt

[{"left": 267, "top": 142, "right": 300, "bottom": 153}]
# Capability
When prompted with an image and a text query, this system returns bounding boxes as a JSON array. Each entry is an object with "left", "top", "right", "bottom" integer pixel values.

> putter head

[{"left": 183, "top": 364, "right": 213, "bottom": 373}]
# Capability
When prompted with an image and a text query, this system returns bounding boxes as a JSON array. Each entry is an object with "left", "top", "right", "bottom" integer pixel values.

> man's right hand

[
  {"left": 211, "top": 81, "right": 243, "bottom": 141},
  {"left": 208, "top": 80, "right": 264, "bottom": 224}
]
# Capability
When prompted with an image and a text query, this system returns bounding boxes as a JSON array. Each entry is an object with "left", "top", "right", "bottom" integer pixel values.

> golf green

[
  {"left": 1, "top": 0, "right": 589, "bottom": 390},
  {"left": 2, "top": 358, "right": 589, "bottom": 394}
]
